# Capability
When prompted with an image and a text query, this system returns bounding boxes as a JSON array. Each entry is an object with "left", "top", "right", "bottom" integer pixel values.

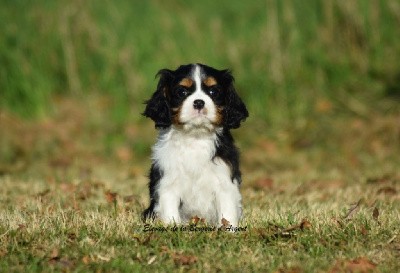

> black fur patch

[
  {"left": 214, "top": 128, "right": 242, "bottom": 184},
  {"left": 142, "top": 164, "right": 162, "bottom": 221}
]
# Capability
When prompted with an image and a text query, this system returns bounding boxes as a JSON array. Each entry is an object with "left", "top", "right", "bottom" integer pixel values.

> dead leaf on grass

[
  {"left": 97, "top": 254, "right": 110, "bottom": 262},
  {"left": 49, "top": 248, "right": 60, "bottom": 260},
  {"left": 115, "top": 146, "right": 132, "bottom": 162},
  {"left": 372, "top": 207, "right": 379, "bottom": 222},
  {"left": 160, "top": 245, "right": 170, "bottom": 254},
  {"left": 221, "top": 218, "right": 230, "bottom": 227},
  {"left": 147, "top": 255, "right": 157, "bottom": 265},
  {"left": 59, "top": 183, "right": 76, "bottom": 193},
  {"left": 360, "top": 226, "right": 369, "bottom": 236},
  {"left": 315, "top": 99, "right": 333, "bottom": 113},
  {"left": 77, "top": 182, "right": 93, "bottom": 200},
  {"left": 254, "top": 177, "right": 274, "bottom": 190},
  {"left": 275, "top": 266, "right": 303, "bottom": 273},
  {"left": 344, "top": 199, "right": 363, "bottom": 220},
  {"left": 123, "top": 195, "right": 136, "bottom": 203},
  {"left": 329, "top": 257, "right": 377, "bottom": 273},
  {"left": 172, "top": 252, "right": 198, "bottom": 266},
  {"left": 67, "top": 232, "right": 77, "bottom": 242},
  {"left": 105, "top": 190, "right": 118, "bottom": 203},
  {"left": 17, "top": 224, "right": 26, "bottom": 231},
  {"left": 283, "top": 219, "right": 312, "bottom": 233},
  {"left": 48, "top": 249, "right": 75, "bottom": 269},
  {"left": 82, "top": 255, "right": 90, "bottom": 264},
  {"left": 35, "top": 189, "right": 50, "bottom": 198},
  {"left": 377, "top": 186, "right": 397, "bottom": 195},
  {"left": 49, "top": 157, "right": 72, "bottom": 169},
  {"left": 160, "top": 245, "right": 197, "bottom": 266},
  {"left": 366, "top": 175, "right": 392, "bottom": 184},
  {"left": 190, "top": 215, "right": 205, "bottom": 225},
  {"left": 132, "top": 233, "right": 155, "bottom": 245},
  {"left": 0, "top": 249, "right": 8, "bottom": 257}
]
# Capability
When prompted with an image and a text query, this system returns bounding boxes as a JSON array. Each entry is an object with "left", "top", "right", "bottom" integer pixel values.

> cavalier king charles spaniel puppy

[{"left": 142, "top": 63, "right": 248, "bottom": 227}]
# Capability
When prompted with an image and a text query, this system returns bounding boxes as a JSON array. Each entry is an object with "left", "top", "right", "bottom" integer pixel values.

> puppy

[{"left": 142, "top": 63, "right": 248, "bottom": 227}]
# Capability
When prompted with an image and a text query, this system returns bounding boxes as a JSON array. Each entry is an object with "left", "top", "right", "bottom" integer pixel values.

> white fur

[
  {"left": 152, "top": 127, "right": 242, "bottom": 226},
  {"left": 179, "top": 65, "right": 217, "bottom": 131}
]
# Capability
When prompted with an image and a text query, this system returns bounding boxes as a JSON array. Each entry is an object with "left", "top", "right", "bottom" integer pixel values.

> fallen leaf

[
  {"left": 115, "top": 146, "right": 132, "bottom": 162},
  {"left": 366, "top": 175, "right": 391, "bottom": 184},
  {"left": 0, "top": 249, "right": 8, "bottom": 257},
  {"left": 372, "top": 207, "right": 379, "bottom": 222},
  {"left": 360, "top": 226, "right": 368, "bottom": 236},
  {"left": 17, "top": 224, "right": 26, "bottom": 230},
  {"left": 300, "top": 219, "right": 312, "bottom": 230},
  {"left": 97, "top": 254, "right": 110, "bottom": 262},
  {"left": 59, "top": 183, "right": 76, "bottom": 193},
  {"left": 275, "top": 266, "right": 303, "bottom": 273},
  {"left": 284, "top": 219, "right": 312, "bottom": 233},
  {"left": 221, "top": 218, "right": 230, "bottom": 227},
  {"left": 48, "top": 248, "right": 75, "bottom": 269},
  {"left": 49, "top": 248, "right": 60, "bottom": 260},
  {"left": 82, "top": 255, "right": 90, "bottom": 264},
  {"left": 190, "top": 216, "right": 205, "bottom": 225},
  {"left": 105, "top": 190, "right": 117, "bottom": 203},
  {"left": 133, "top": 233, "right": 155, "bottom": 245},
  {"left": 123, "top": 195, "right": 136, "bottom": 203},
  {"left": 67, "top": 232, "right": 77, "bottom": 242},
  {"left": 160, "top": 245, "right": 170, "bottom": 254},
  {"left": 254, "top": 177, "right": 274, "bottom": 190},
  {"left": 386, "top": 235, "right": 397, "bottom": 244},
  {"left": 191, "top": 216, "right": 200, "bottom": 225},
  {"left": 330, "top": 257, "right": 377, "bottom": 273},
  {"left": 36, "top": 189, "right": 50, "bottom": 198},
  {"left": 147, "top": 255, "right": 157, "bottom": 265},
  {"left": 49, "top": 157, "right": 72, "bottom": 169},
  {"left": 377, "top": 186, "right": 397, "bottom": 195},
  {"left": 172, "top": 253, "right": 198, "bottom": 266},
  {"left": 315, "top": 99, "right": 333, "bottom": 113},
  {"left": 344, "top": 199, "right": 363, "bottom": 220}
]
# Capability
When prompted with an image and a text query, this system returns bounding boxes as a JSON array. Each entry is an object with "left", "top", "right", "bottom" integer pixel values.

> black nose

[{"left": 193, "top": 99, "right": 205, "bottom": 110}]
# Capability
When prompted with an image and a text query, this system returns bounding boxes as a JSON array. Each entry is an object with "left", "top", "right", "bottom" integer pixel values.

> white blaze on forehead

[{"left": 192, "top": 64, "right": 202, "bottom": 92}]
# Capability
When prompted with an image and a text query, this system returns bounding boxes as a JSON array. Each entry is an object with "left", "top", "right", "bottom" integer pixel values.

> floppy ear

[
  {"left": 222, "top": 71, "right": 249, "bottom": 129},
  {"left": 142, "top": 69, "right": 173, "bottom": 129}
]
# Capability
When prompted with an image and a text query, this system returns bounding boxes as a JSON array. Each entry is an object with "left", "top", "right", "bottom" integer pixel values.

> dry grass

[{"left": 1, "top": 98, "right": 400, "bottom": 272}]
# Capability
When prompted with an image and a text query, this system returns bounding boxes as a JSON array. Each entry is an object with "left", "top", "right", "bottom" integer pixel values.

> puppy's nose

[{"left": 193, "top": 99, "right": 205, "bottom": 110}]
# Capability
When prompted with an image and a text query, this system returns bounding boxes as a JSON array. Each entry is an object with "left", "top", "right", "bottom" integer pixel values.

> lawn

[{"left": 1, "top": 0, "right": 400, "bottom": 272}]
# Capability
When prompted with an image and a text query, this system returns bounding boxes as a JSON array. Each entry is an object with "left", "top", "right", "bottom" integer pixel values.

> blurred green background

[{"left": 1, "top": 0, "right": 400, "bottom": 169}]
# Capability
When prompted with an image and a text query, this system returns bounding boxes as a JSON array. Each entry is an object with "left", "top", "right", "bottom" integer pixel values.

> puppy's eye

[
  {"left": 176, "top": 87, "right": 189, "bottom": 98},
  {"left": 208, "top": 88, "right": 219, "bottom": 97}
]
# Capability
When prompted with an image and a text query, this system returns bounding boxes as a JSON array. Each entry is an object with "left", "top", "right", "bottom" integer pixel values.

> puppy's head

[{"left": 143, "top": 63, "right": 248, "bottom": 131}]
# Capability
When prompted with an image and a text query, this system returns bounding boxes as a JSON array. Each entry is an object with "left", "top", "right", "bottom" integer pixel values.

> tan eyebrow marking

[
  {"left": 179, "top": 78, "right": 193, "bottom": 88},
  {"left": 203, "top": 76, "right": 217, "bottom": 87}
]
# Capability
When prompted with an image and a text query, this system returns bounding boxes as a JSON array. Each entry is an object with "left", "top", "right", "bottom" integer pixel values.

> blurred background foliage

[{"left": 1, "top": 0, "right": 400, "bottom": 171}]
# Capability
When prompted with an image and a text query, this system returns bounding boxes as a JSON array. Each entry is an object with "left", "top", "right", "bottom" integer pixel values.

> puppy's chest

[{"left": 155, "top": 131, "right": 218, "bottom": 175}]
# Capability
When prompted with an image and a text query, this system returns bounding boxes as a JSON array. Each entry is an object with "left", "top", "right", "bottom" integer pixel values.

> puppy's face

[{"left": 143, "top": 63, "right": 248, "bottom": 131}]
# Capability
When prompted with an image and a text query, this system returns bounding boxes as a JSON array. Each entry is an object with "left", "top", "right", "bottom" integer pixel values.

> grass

[
  {"left": 1, "top": 0, "right": 400, "bottom": 126},
  {"left": 1, "top": 99, "right": 399, "bottom": 272},
  {"left": 1, "top": 0, "right": 400, "bottom": 272}
]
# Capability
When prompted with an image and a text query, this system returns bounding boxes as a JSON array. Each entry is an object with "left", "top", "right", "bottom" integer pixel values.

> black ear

[
  {"left": 223, "top": 72, "right": 249, "bottom": 129},
  {"left": 142, "top": 69, "right": 173, "bottom": 129}
]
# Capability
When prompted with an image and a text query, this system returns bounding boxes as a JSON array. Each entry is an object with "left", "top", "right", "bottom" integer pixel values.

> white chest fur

[{"left": 152, "top": 127, "right": 242, "bottom": 226}]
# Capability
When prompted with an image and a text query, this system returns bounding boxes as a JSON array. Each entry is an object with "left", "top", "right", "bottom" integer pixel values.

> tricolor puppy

[{"left": 142, "top": 63, "right": 248, "bottom": 227}]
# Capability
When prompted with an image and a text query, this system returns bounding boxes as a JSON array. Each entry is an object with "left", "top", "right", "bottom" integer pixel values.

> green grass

[
  {"left": 1, "top": 0, "right": 400, "bottom": 272},
  {"left": 1, "top": 0, "right": 400, "bottom": 126}
]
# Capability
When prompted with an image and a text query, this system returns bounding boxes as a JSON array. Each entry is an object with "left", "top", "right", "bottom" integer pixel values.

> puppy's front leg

[
  {"left": 217, "top": 185, "right": 242, "bottom": 228},
  {"left": 157, "top": 186, "right": 181, "bottom": 224}
]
